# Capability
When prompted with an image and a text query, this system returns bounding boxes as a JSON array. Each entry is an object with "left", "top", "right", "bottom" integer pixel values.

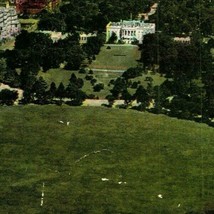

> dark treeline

[
  {"left": 151, "top": 0, "right": 214, "bottom": 36},
  {"left": 38, "top": 0, "right": 156, "bottom": 32}
]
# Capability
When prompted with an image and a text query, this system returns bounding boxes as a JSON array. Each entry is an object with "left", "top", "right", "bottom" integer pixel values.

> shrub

[
  {"left": 90, "top": 78, "right": 97, "bottom": 86},
  {"left": 131, "top": 81, "right": 139, "bottom": 89},
  {"left": 85, "top": 75, "right": 93, "bottom": 81},
  {"left": 79, "top": 68, "right": 86, "bottom": 74},
  {"left": 87, "top": 94, "right": 96, "bottom": 99},
  {"left": 93, "top": 83, "right": 104, "bottom": 92},
  {"left": 88, "top": 69, "right": 94, "bottom": 74}
]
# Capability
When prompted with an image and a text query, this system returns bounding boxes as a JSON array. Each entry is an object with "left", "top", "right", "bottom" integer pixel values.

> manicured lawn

[
  {"left": 0, "top": 105, "right": 214, "bottom": 213},
  {"left": 90, "top": 44, "right": 141, "bottom": 70}
]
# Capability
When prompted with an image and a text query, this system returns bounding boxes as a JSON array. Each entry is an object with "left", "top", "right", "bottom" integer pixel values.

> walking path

[{"left": 89, "top": 68, "right": 125, "bottom": 73}]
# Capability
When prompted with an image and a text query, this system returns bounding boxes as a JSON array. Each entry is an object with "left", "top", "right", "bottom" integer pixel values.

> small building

[
  {"left": 173, "top": 36, "right": 191, "bottom": 44},
  {"left": 38, "top": 31, "right": 68, "bottom": 42},
  {"left": 0, "top": 3, "right": 21, "bottom": 41},
  {"left": 79, "top": 32, "right": 97, "bottom": 44},
  {"left": 15, "top": 0, "right": 61, "bottom": 14},
  {"left": 106, "top": 20, "right": 155, "bottom": 44}
]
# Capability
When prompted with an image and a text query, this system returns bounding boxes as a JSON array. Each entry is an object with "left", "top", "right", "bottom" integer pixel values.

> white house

[{"left": 106, "top": 20, "right": 155, "bottom": 44}]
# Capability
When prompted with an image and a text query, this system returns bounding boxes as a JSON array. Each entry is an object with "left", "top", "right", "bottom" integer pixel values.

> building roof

[{"left": 108, "top": 20, "right": 155, "bottom": 30}]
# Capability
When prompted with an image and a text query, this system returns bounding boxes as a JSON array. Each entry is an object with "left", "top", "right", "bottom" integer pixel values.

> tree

[
  {"left": 4, "top": 69, "right": 20, "bottom": 88},
  {"left": 66, "top": 82, "right": 78, "bottom": 99},
  {"left": 47, "top": 82, "right": 57, "bottom": 100},
  {"left": 56, "top": 82, "right": 66, "bottom": 99},
  {"left": 0, "top": 58, "right": 7, "bottom": 81},
  {"left": 122, "top": 90, "right": 132, "bottom": 107},
  {"left": 65, "top": 45, "right": 85, "bottom": 70},
  {"left": 38, "top": 13, "right": 66, "bottom": 32},
  {"left": 106, "top": 94, "right": 115, "bottom": 107},
  {"left": 42, "top": 48, "right": 65, "bottom": 71},
  {"left": 141, "top": 33, "right": 158, "bottom": 69},
  {"left": 69, "top": 73, "right": 84, "bottom": 89},
  {"left": 83, "top": 33, "right": 105, "bottom": 57},
  {"left": 174, "top": 44, "right": 200, "bottom": 81},
  {"left": 0, "top": 89, "right": 18, "bottom": 105},
  {"left": 93, "top": 83, "right": 104, "bottom": 92},
  {"left": 122, "top": 67, "right": 142, "bottom": 79},
  {"left": 15, "top": 31, "right": 52, "bottom": 51},
  {"left": 32, "top": 77, "right": 48, "bottom": 103},
  {"left": 110, "top": 77, "right": 127, "bottom": 98},
  {"left": 107, "top": 32, "right": 117, "bottom": 44},
  {"left": 66, "top": 82, "right": 86, "bottom": 105},
  {"left": 133, "top": 85, "right": 150, "bottom": 110}
]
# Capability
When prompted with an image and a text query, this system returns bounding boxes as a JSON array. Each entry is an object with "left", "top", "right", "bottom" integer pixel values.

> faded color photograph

[{"left": 0, "top": 0, "right": 214, "bottom": 213}]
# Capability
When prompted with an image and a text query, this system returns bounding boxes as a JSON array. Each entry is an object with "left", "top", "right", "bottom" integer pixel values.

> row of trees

[
  {"left": 38, "top": 0, "right": 156, "bottom": 33},
  {"left": 19, "top": 73, "right": 87, "bottom": 105},
  {"left": 3, "top": 29, "right": 105, "bottom": 71}
]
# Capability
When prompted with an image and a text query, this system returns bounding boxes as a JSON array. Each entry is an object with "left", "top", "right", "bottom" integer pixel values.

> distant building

[
  {"left": 106, "top": 20, "right": 155, "bottom": 44},
  {"left": 0, "top": 3, "right": 21, "bottom": 41},
  {"left": 38, "top": 31, "right": 68, "bottom": 42},
  {"left": 79, "top": 32, "right": 97, "bottom": 44},
  {"left": 16, "top": 0, "right": 60, "bottom": 14},
  {"left": 173, "top": 36, "right": 191, "bottom": 44}
]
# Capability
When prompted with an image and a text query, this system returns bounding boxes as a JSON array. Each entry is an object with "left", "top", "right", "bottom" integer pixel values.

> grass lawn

[
  {"left": 0, "top": 105, "right": 214, "bottom": 213},
  {"left": 39, "top": 69, "right": 165, "bottom": 99},
  {"left": 0, "top": 39, "right": 15, "bottom": 51},
  {"left": 90, "top": 45, "right": 141, "bottom": 70},
  {"left": 19, "top": 19, "right": 38, "bottom": 32}
]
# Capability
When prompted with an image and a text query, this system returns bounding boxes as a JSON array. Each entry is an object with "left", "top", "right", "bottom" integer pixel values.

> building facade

[
  {"left": 0, "top": 4, "right": 21, "bottom": 41},
  {"left": 106, "top": 20, "right": 155, "bottom": 44}
]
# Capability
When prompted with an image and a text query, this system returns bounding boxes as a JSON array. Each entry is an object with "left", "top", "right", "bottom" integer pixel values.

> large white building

[
  {"left": 106, "top": 20, "right": 155, "bottom": 44},
  {"left": 0, "top": 4, "right": 21, "bottom": 41}
]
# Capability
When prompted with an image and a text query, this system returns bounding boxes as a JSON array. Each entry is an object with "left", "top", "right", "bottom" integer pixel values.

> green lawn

[
  {"left": 90, "top": 45, "right": 141, "bottom": 70},
  {"left": 0, "top": 105, "right": 214, "bottom": 213},
  {"left": 19, "top": 19, "right": 38, "bottom": 32},
  {"left": 0, "top": 39, "right": 15, "bottom": 51}
]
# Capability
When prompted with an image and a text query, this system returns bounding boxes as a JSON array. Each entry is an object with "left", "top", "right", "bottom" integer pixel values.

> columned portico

[{"left": 106, "top": 20, "right": 155, "bottom": 44}]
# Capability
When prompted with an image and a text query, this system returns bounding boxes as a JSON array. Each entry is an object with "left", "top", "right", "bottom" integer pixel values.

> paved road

[{"left": 89, "top": 68, "right": 125, "bottom": 73}]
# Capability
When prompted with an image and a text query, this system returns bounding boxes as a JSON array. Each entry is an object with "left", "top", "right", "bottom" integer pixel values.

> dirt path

[{"left": 83, "top": 99, "right": 140, "bottom": 107}]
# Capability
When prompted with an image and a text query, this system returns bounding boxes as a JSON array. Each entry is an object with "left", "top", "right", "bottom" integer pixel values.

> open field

[
  {"left": 0, "top": 105, "right": 214, "bottom": 213},
  {"left": 39, "top": 69, "right": 165, "bottom": 99},
  {"left": 90, "top": 45, "right": 141, "bottom": 71}
]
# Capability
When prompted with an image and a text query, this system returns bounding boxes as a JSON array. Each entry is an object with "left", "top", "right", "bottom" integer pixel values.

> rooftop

[{"left": 109, "top": 20, "right": 155, "bottom": 29}]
